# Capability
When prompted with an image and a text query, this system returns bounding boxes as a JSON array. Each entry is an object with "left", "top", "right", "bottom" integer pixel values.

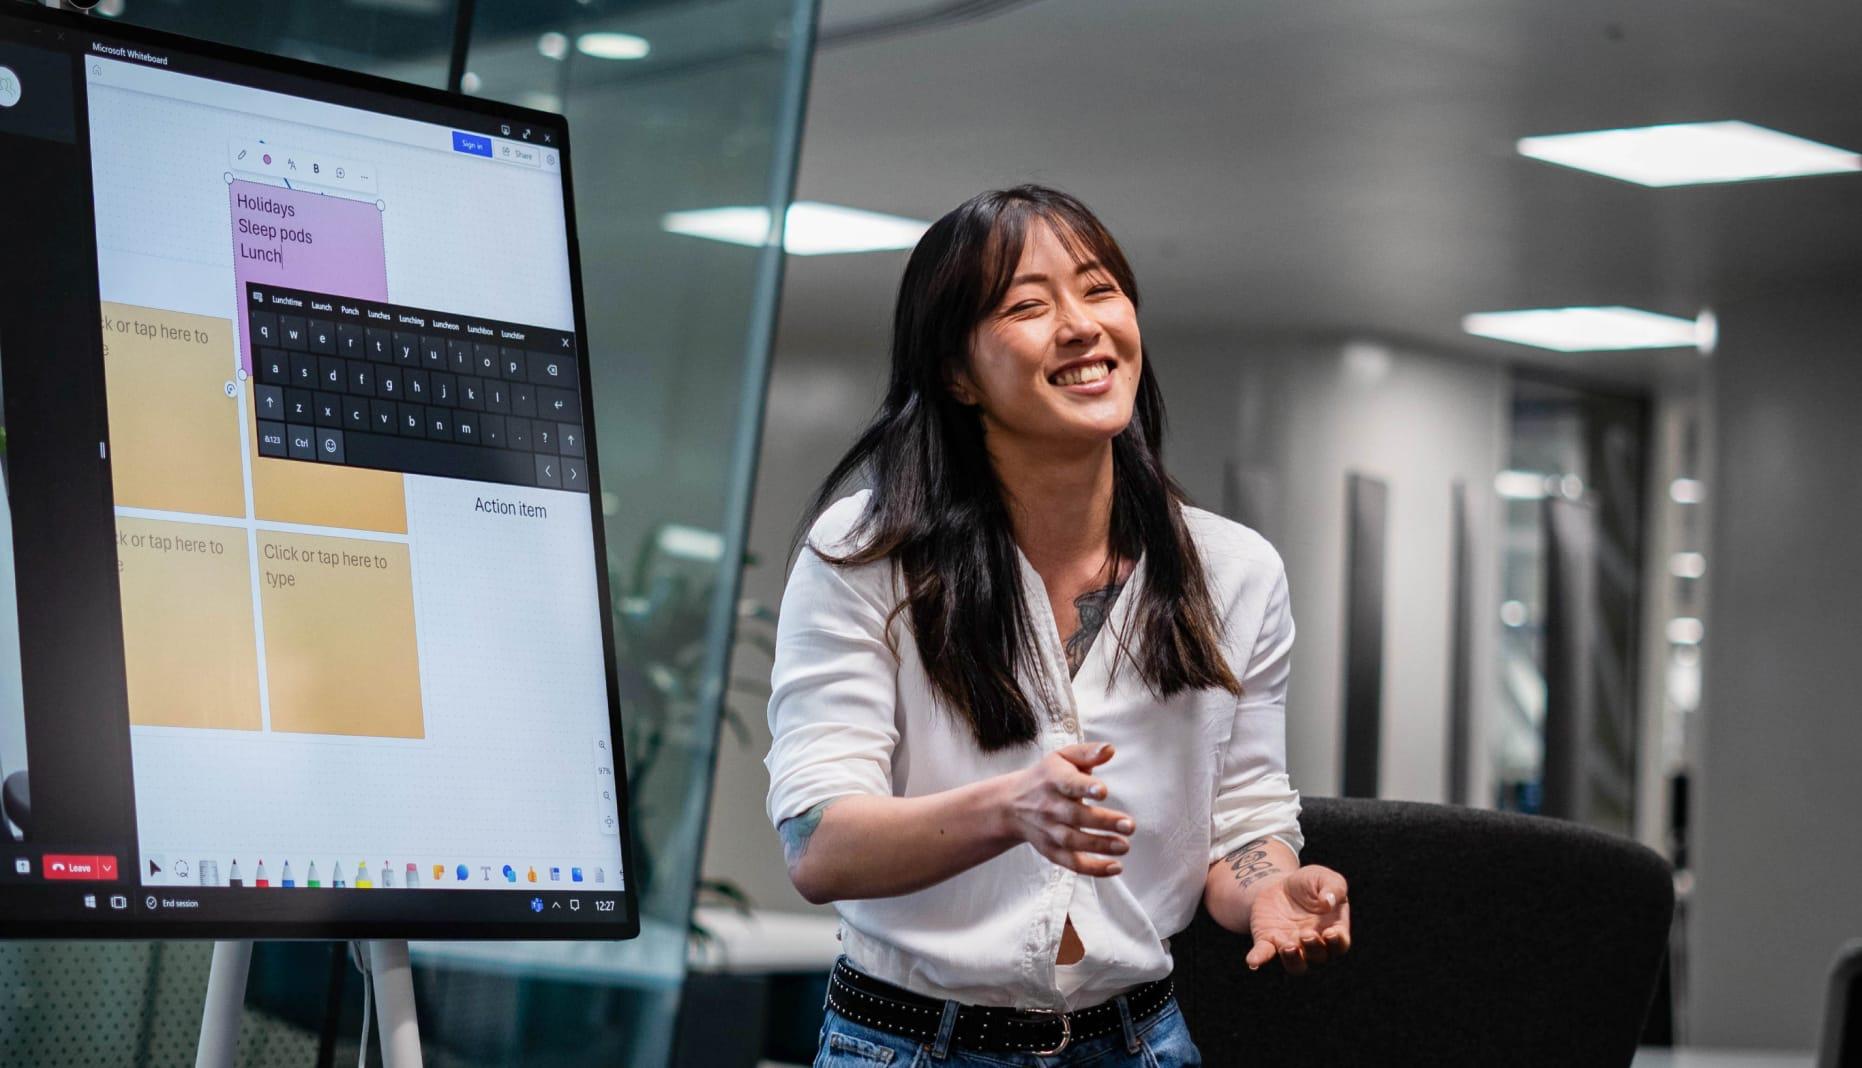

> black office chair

[
  {"left": 1172, "top": 797, "right": 1674, "bottom": 1068},
  {"left": 2, "top": 770, "right": 28, "bottom": 840}
]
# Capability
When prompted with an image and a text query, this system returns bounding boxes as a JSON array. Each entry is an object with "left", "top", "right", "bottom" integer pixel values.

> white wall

[
  {"left": 1688, "top": 285, "right": 1862, "bottom": 1049},
  {"left": 1151, "top": 333, "right": 1509, "bottom": 804}
]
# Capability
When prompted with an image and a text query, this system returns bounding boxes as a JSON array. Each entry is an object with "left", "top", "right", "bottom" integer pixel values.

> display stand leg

[
  {"left": 195, "top": 940, "right": 252, "bottom": 1068},
  {"left": 367, "top": 939, "right": 424, "bottom": 1068},
  {"left": 195, "top": 940, "right": 423, "bottom": 1068}
]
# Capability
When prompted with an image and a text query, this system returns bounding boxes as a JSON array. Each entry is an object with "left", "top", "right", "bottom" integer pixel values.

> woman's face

[{"left": 955, "top": 218, "right": 1142, "bottom": 451}]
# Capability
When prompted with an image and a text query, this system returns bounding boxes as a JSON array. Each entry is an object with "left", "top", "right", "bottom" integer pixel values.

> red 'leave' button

[{"left": 42, "top": 855, "right": 119, "bottom": 881}]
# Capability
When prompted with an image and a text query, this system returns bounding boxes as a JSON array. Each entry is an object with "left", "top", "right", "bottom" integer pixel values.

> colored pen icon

[
  {"left": 333, "top": 863, "right": 346, "bottom": 889},
  {"left": 380, "top": 862, "right": 393, "bottom": 888},
  {"left": 356, "top": 861, "right": 372, "bottom": 889},
  {"left": 255, "top": 859, "right": 269, "bottom": 888},
  {"left": 526, "top": 866, "right": 538, "bottom": 883},
  {"left": 502, "top": 864, "right": 516, "bottom": 883},
  {"left": 433, "top": 864, "right": 445, "bottom": 882},
  {"left": 282, "top": 861, "right": 295, "bottom": 888},
  {"left": 406, "top": 863, "right": 419, "bottom": 889},
  {"left": 229, "top": 859, "right": 243, "bottom": 888},
  {"left": 307, "top": 861, "right": 321, "bottom": 888}
]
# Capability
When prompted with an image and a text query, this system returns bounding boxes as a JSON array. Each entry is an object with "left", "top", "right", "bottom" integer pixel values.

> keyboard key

[
  {"left": 318, "top": 356, "right": 345, "bottom": 391},
  {"left": 316, "top": 428, "right": 345, "bottom": 464},
  {"left": 309, "top": 319, "right": 336, "bottom": 355},
  {"left": 337, "top": 323, "right": 365, "bottom": 359},
  {"left": 533, "top": 422, "right": 558, "bottom": 454},
  {"left": 397, "top": 402, "right": 424, "bottom": 437},
  {"left": 314, "top": 393, "right": 342, "bottom": 428},
  {"left": 290, "top": 353, "right": 317, "bottom": 388},
  {"left": 454, "top": 412, "right": 480, "bottom": 444},
  {"left": 371, "top": 399, "right": 398, "bottom": 433},
  {"left": 431, "top": 372, "right": 457, "bottom": 406},
  {"left": 249, "top": 311, "right": 278, "bottom": 348},
  {"left": 348, "top": 360, "right": 375, "bottom": 395},
  {"left": 393, "top": 332, "right": 420, "bottom": 366},
  {"left": 421, "top": 335, "right": 447, "bottom": 369},
  {"left": 538, "top": 386, "right": 577, "bottom": 421},
  {"left": 287, "top": 424, "right": 317, "bottom": 460},
  {"left": 377, "top": 368, "right": 402, "bottom": 401},
  {"left": 460, "top": 377, "right": 485, "bottom": 411},
  {"left": 507, "top": 416, "right": 532, "bottom": 450},
  {"left": 501, "top": 347, "right": 527, "bottom": 381},
  {"left": 473, "top": 343, "right": 500, "bottom": 378},
  {"left": 447, "top": 339, "right": 472, "bottom": 375},
  {"left": 511, "top": 383, "right": 537, "bottom": 418},
  {"left": 405, "top": 369, "right": 430, "bottom": 403},
  {"left": 482, "top": 413, "right": 506, "bottom": 448},
  {"left": 558, "top": 424, "right": 585, "bottom": 458},
  {"left": 484, "top": 381, "right": 510, "bottom": 412},
  {"left": 534, "top": 454, "right": 561, "bottom": 488},
  {"left": 528, "top": 352, "right": 575, "bottom": 387},
  {"left": 343, "top": 397, "right": 369, "bottom": 430},
  {"left": 254, "top": 384, "right": 285, "bottom": 422},
  {"left": 257, "top": 421, "right": 288, "bottom": 458},
  {"left": 285, "top": 389, "right": 314, "bottom": 422},
  {"left": 257, "top": 348, "right": 289, "bottom": 385},
  {"left": 426, "top": 407, "right": 453, "bottom": 440},
  {"left": 562, "top": 457, "right": 586, "bottom": 490},
  {"left": 280, "top": 315, "right": 308, "bottom": 350},
  {"left": 365, "top": 327, "right": 392, "bottom": 363}
]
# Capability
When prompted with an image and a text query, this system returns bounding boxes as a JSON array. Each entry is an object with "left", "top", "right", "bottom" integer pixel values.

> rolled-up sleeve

[
  {"left": 764, "top": 536, "right": 901, "bottom": 828},
  {"left": 1208, "top": 553, "right": 1305, "bottom": 863}
]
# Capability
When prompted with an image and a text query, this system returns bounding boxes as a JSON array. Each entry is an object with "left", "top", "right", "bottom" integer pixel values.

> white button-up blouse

[{"left": 764, "top": 490, "right": 1304, "bottom": 1011}]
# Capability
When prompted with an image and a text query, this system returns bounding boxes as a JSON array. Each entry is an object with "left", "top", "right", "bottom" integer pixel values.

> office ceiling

[{"left": 787, "top": 0, "right": 1862, "bottom": 390}]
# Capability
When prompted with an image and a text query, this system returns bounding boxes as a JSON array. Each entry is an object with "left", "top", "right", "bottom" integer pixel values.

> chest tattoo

[{"left": 1064, "top": 581, "right": 1125, "bottom": 678}]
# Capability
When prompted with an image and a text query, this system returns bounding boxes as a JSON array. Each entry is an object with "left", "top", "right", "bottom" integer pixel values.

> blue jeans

[{"left": 813, "top": 994, "right": 1202, "bottom": 1067}]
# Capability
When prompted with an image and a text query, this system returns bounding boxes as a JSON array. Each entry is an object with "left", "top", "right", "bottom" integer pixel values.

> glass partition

[{"left": 0, "top": 1, "right": 814, "bottom": 1064}]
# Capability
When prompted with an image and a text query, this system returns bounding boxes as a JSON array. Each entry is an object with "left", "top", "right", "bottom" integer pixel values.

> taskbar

[{"left": 0, "top": 881, "right": 636, "bottom": 939}]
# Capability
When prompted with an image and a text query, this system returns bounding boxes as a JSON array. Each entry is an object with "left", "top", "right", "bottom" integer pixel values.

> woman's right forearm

[{"left": 780, "top": 778, "right": 1021, "bottom": 905}]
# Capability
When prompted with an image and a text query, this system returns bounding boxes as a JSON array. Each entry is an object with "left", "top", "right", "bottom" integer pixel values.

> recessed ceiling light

[
  {"left": 538, "top": 32, "right": 569, "bottom": 61},
  {"left": 1462, "top": 306, "right": 1708, "bottom": 352},
  {"left": 576, "top": 32, "right": 651, "bottom": 61},
  {"left": 1667, "top": 617, "right": 1705, "bottom": 645},
  {"left": 1494, "top": 470, "right": 1552, "bottom": 500},
  {"left": 661, "top": 202, "right": 929, "bottom": 255},
  {"left": 1517, "top": 121, "right": 1861, "bottom": 187}
]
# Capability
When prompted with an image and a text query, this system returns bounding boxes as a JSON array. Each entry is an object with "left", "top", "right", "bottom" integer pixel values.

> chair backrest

[
  {"left": 1172, "top": 797, "right": 1674, "bottom": 1068},
  {"left": 1819, "top": 938, "right": 1862, "bottom": 1068}
]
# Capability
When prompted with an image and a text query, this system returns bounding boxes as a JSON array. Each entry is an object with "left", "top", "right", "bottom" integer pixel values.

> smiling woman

[{"left": 764, "top": 185, "right": 1352, "bottom": 1066}]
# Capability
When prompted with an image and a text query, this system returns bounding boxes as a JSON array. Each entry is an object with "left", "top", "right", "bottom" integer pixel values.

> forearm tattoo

[
  {"left": 1219, "top": 837, "right": 1285, "bottom": 892},
  {"left": 1064, "top": 580, "right": 1125, "bottom": 677},
  {"left": 778, "top": 799, "right": 838, "bottom": 870}
]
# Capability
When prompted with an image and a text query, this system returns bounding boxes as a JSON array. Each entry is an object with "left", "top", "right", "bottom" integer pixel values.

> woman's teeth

[{"left": 1051, "top": 361, "right": 1111, "bottom": 386}]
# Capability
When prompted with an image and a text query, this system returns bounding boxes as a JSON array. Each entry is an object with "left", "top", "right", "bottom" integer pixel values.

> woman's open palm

[{"left": 1245, "top": 865, "right": 1352, "bottom": 976}]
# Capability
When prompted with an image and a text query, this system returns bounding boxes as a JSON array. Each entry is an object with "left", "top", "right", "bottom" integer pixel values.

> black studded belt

[{"left": 825, "top": 957, "right": 1174, "bottom": 1057}]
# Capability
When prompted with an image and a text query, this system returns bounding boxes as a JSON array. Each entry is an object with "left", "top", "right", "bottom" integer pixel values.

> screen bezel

[{"left": 0, "top": 2, "right": 640, "bottom": 942}]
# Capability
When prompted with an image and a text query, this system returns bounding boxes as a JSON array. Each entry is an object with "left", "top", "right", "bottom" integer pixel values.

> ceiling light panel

[
  {"left": 1462, "top": 306, "right": 1706, "bottom": 352},
  {"left": 661, "top": 202, "right": 928, "bottom": 255},
  {"left": 1517, "top": 121, "right": 1861, "bottom": 187}
]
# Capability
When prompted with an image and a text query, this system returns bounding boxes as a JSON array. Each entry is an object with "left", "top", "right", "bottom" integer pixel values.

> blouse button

[{"left": 1062, "top": 716, "right": 1078, "bottom": 733}]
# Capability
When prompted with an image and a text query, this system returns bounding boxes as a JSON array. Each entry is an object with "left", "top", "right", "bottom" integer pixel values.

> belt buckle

[{"left": 1022, "top": 1007, "right": 1071, "bottom": 1057}]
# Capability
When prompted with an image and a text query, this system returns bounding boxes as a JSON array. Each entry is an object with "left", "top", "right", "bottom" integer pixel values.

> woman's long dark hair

[{"left": 798, "top": 184, "right": 1240, "bottom": 752}]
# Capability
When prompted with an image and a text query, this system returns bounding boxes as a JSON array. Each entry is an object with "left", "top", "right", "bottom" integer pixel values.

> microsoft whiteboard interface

[{"left": 0, "top": 8, "right": 633, "bottom": 937}]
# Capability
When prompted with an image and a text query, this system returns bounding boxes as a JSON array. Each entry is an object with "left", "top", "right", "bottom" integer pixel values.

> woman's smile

[{"left": 1048, "top": 355, "right": 1118, "bottom": 393}]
